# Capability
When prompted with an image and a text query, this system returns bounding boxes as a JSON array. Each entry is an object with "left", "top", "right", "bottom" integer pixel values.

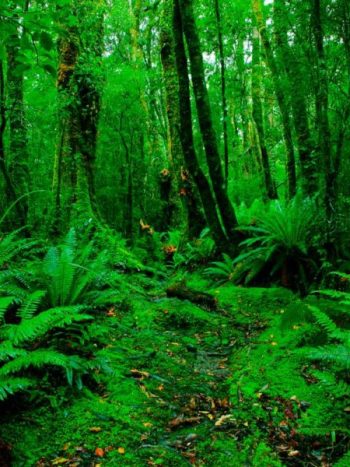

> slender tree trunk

[
  {"left": 251, "top": 27, "right": 277, "bottom": 200},
  {"left": 311, "top": 0, "right": 332, "bottom": 214},
  {"left": 7, "top": 29, "right": 29, "bottom": 220},
  {"left": 160, "top": 0, "right": 205, "bottom": 236},
  {"left": 120, "top": 129, "right": 133, "bottom": 242},
  {"left": 214, "top": 0, "right": 229, "bottom": 190},
  {"left": 274, "top": 0, "right": 316, "bottom": 196},
  {"left": 0, "top": 60, "right": 25, "bottom": 226},
  {"left": 173, "top": 0, "right": 229, "bottom": 251},
  {"left": 178, "top": 0, "right": 240, "bottom": 244},
  {"left": 252, "top": 0, "right": 296, "bottom": 199}
]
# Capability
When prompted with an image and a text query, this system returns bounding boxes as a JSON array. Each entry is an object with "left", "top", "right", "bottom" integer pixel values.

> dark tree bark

[
  {"left": 214, "top": 0, "right": 229, "bottom": 190},
  {"left": 173, "top": 0, "right": 229, "bottom": 251},
  {"left": 0, "top": 60, "right": 25, "bottom": 226},
  {"left": 251, "top": 27, "right": 277, "bottom": 200},
  {"left": 178, "top": 0, "right": 240, "bottom": 244},
  {"left": 160, "top": 0, "right": 205, "bottom": 237}
]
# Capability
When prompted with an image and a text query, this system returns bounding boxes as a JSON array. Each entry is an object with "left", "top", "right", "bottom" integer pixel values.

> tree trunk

[
  {"left": 173, "top": 0, "right": 229, "bottom": 251},
  {"left": 0, "top": 60, "right": 25, "bottom": 227},
  {"left": 160, "top": 0, "right": 205, "bottom": 237},
  {"left": 178, "top": 0, "right": 240, "bottom": 244},
  {"left": 52, "top": 0, "right": 105, "bottom": 232},
  {"left": 214, "top": 0, "right": 229, "bottom": 190},
  {"left": 6, "top": 29, "right": 29, "bottom": 221},
  {"left": 273, "top": 0, "right": 317, "bottom": 196},
  {"left": 251, "top": 27, "right": 277, "bottom": 200},
  {"left": 311, "top": 0, "right": 332, "bottom": 215},
  {"left": 252, "top": 0, "right": 297, "bottom": 199}
]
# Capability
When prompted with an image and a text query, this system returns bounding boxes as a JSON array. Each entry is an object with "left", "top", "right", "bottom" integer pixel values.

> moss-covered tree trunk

[
  {"left": 214, "top": 0, "right": 229, "bottom": 190},
  {"left": 178, "top": 0, "right": 240, "bottom": 244},
  {"left": 173, "top": 0, "right": 229, "bottom": 251},
  {"left": 251, "top": 27, "right": 277, "bottom": 200},
  {"left": 52, "top": 0, "right": 105, "bottom": 232},
  {"left": 52, "top": 24, "right": 80, "bottom": 230},
  {"left": 160, "top": 0, "right": 205, "bottom": 237}
]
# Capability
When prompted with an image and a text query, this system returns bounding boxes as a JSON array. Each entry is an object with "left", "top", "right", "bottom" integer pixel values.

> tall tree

[
  {"left": 311, "top": 0, "right": 332, "bottom": 214},
  {"left": 173, "top": 0, "right": 229, "bottom": 250},
  {"left": 273, "top": 0, "right": 316, "bottom": 196},
  {"left": 251, "top": 26, "right": 277, "bottom": 200},
  {"left": 160, "top": 0, "right": 205, "bottom": 237},
  {"left": 52, "top": 0, "right": 105, "bottom": 231},
  {"left": 214, "top": 0, "right": 229, "bottom": 190},
  {"left": 178, "top": 0, "right": 240, "bottom": 244},
  {"left": 252, "top": 0, "right": 296, "bottom": 199},
  {"left": 6, "top": 2, "right": 29, "bottom": 221}
]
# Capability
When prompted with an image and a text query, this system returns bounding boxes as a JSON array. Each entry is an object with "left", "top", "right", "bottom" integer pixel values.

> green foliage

[
  {"left": 39, "top": 228, "right": 112, "bottom": 307},
  {"left": 0, "top": 291, "right": 94, "bottom": 401},
  {"left": 207, "top": 197, "right": 319, "bottom": 289},
  {"left": 204, "top": 253, "right": 235, "bottom": 284}
]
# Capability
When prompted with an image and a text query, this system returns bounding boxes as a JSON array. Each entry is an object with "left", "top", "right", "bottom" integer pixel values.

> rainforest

[{"left": 0, "top": 0, "right": 350, "bottom": 465}]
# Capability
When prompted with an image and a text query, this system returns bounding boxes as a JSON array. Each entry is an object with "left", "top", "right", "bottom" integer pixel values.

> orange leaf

[{"left": 95, "top": 447, "right": 105, "bottom": 457}]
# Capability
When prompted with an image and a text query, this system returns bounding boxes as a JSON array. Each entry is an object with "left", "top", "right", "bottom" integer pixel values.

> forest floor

[{"left": 1, "top": 273, "right": 349, "bottom": 466}]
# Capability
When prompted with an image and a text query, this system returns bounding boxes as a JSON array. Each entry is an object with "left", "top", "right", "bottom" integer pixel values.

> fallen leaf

[
  {"left": 89, "top": 426, "right": 102, "bottom": 433},
  {"left": 130, "top": 369, "right": 150, "bottom": 379},
  {"left": 95, "top": 447, "right": 104, "bottom": 457},
  {"left": 51, "top": 458, "right": 69, "bottom": 465},
  {"left": 118, "top": 447, "right": 125, "bottom": 454},
  {"left": 288, "top": 450, "right": 300, "bottom": 457},
  {"left": 168, "top": 416, "right": 201, "bottom": 429},
  {"left": 214, "top": 414, "right": 234, "bottom": 427}
]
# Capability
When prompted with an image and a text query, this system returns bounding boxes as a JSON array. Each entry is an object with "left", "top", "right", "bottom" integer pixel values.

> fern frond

[
  {"left": 0, "top": 296, "right": 14, "bottom": 322},
  {"left": 18, "top": 290, "right": 46, "bottom": 320},
  {"left": 1, "top": 306, "right": 92, "bottom": 345},
  {"left": 0, "top": 376, "right": 34, "bottom": 401},
  {"left": 0, "top": 341, "right": 27, "bottom": 362},
  {"left": 0, "top": 349, "right": 80, "bottom": 376}
]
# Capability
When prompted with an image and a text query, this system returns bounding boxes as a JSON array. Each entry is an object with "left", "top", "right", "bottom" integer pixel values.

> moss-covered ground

[{"left": 1, "top": 274, "right": 349, "bottom": 466}]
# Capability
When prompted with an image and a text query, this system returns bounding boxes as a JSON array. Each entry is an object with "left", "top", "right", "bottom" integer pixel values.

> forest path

[
  {"left": 101, "top": 284, "right": 268, "bottom": 467},
  {"left": 2, "top": 281, "right": 275, "bottom": 466}
]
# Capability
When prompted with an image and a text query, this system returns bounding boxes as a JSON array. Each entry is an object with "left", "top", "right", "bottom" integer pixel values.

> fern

[
  {"left": 41, "top": 228, "right": 111, "bottom": 307},
  {"left": 229, "top": 197, "right": 319, "bottom": 289},
  {"left": 0, "top": 349, "right": 75, "bottom": 376},
  {"left": 0, "top": 377, "right": 34, "bottom": 401},
  {"left": 205, "top": 253, "right": 235, "bottom": 284},
  {"left": 0, "top": 296, "right": 15, "bottom": 322},
  {"left": 17, "top": 290, "right": 46, "bottom": 321},
  {"left": 0, "top": 288, "right": 95, "bottom": 401}
]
